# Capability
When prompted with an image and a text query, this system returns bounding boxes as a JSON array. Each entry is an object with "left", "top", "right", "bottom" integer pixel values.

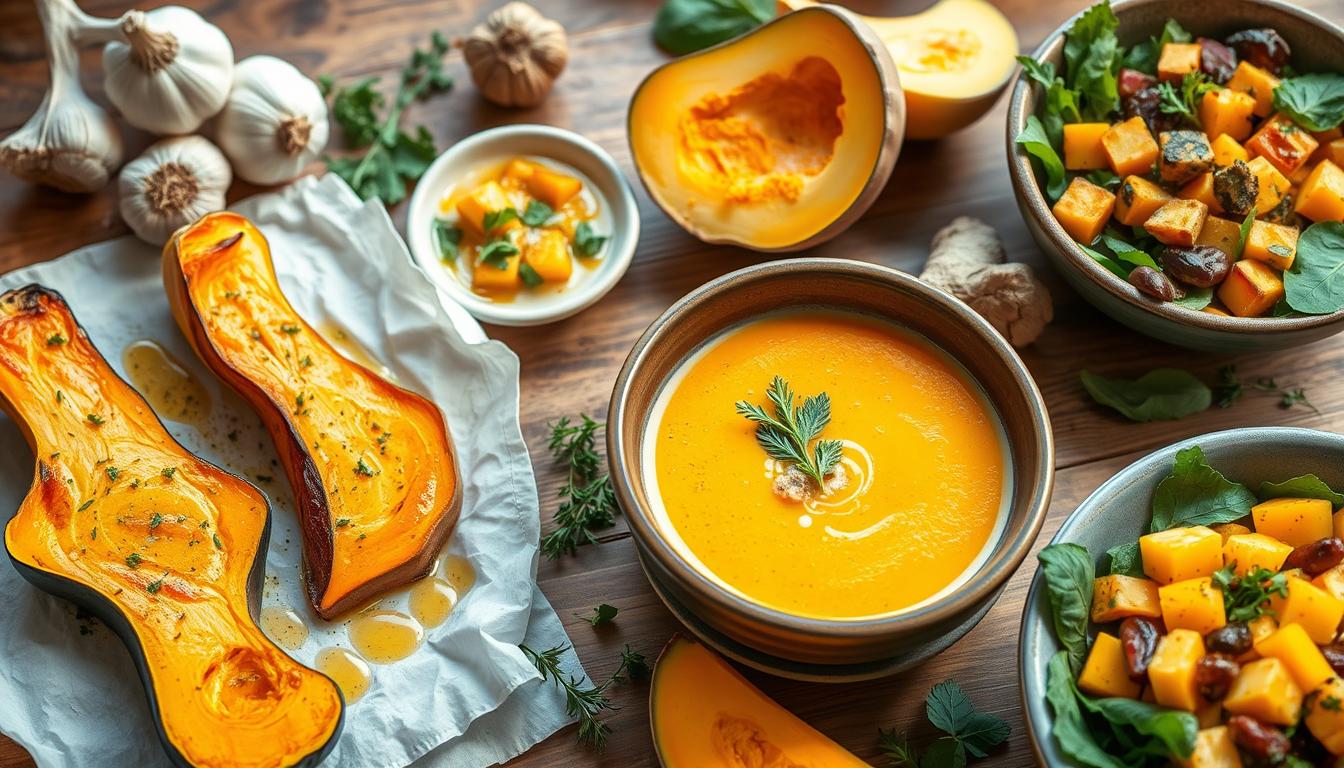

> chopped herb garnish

[
  {"left": 521, "top": 200, "right": 554, "bottom": 227},
  {"left": 213, "top": 533, "right": 223, "bottom": 550},
  {"left": 125, "top": 552, "right": 143, "bottom": 568},
  {"left": 519, "top": 262, "right": 545, "bottom": 288},
  {"left": 146, "top": 573, "right": 167, "bottom": 594},
  {"left": 1213, "top": 564, "right": 1288, "bottom": 622},
  {"left": 1281, "top": 387, "right": 1321, "bottom": 415},
  {"left": 573, "top": 221, "right": 608, "bottom": 257},
  {"left": 357, "top": 533, "right": 367, "bottom": 541},
  {"left": 46, "top": 333, "right": 67, "bottom": 346},
  {"left": 249, "top": 329, "right": 262, "bottom": 341},
  {"left": 224, "top": 290, "right": 241, "bottom": 299},
  {"left": 161, "top": 467, "right": 176, "bottom": 479},
  {"left": 55, "top": 390, "right": 64, "bottom": 404},
  {"left": 433, "top": 219, "right": 462, "bottom": 262},
  {"left": 105, "top": 466, "right": 120, "bottom": 481},
  {"left": 78, "top": 499, "right": 94, "bottom": 512},
  {"left": 478, "top": 238, "right": 520, "bottom": 269},
  {"left": 86, "top": 413, "right": 105, "bottom": 426},
  {"left": 581, "top": 603, "right": 619, "bottom": 627},
  {"left": 354, "top": 458, "right": 375, "bottom": 477},
  {"left": 280, "top": 323, "right": 301, "bottom": 335},
  {"left": 736, "top": 376, "right": 843, "bottom": 488},
  {"left": 483, "top": 207, "right": 520, "bottom": 233},
  {"left": 300, "top": 356, "right": 313, "bottom": 368},
  {"left": 90, "top": 527, "right": 97, "bottom": 540},
  {"left": 149, "top": 512, "right": 163, "bottom": 529},
  {"left": 335, "top": 518, "right": 351, "bottom": 527}
]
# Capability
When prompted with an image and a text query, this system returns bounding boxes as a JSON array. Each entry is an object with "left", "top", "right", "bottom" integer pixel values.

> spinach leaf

[
  {"left": 1046, "top": 652, "right": 1126, "bottom": 768},
  {"left": 1122, "top": 18, "right": 1191, "bottom": 75},
  {"left": 1076, "top": 695, "right": 1197, "bottom": 760},
  {"left": 1171, "top": 287, "right": 1213, "bottom": 310},
  {"left": 1037, "top": 543, "right": 1094, "bottom": 675},
  {"left": 1272, "top": 73, "right": 1344, "bottom": 132},
  {"left": 1285, "top": 221, "right": 1344, "bottom": 315},
  {"left": 1101, "top": 233, "right": 1159, "bottom": 269},
  {"left": 1063, "top": 2, "right": 1121, "bottom": 120},
  {"left": 1017, "top": 115, "right": 1068, "bottom": 201},
  {"left": 1080, "top": 369, "right": 1212, "bottom": 422},
  {"left": 1149, "top": 445, "right": 1257, "bottom": 532},
  {"left": 1079, "top": 244, "right": 1131, "bottom": 278},
  {"left": 653, "top": 0, "right": 772, "bottom": 55},
  {"left": 1107, "top": 541, "right": 1143, "bottom": 577},
  {"left": 1259, "top": 474, "right": 1344, "bottom": 506}
]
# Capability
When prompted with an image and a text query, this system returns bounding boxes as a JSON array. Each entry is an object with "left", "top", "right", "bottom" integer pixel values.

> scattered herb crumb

[
  {"left": 126, "top": 552, "right": 143, "bottom": 569},
  {"left": 213, "top": 534, "right": 223, "bottom": 550},
  {"left": 581, "top": 603, "right": 619, "bottom": 627},
  {"left": 105, "top": 466, "right": 120, "bottom": 481},
  {"left": 146, "top": 573, "right": 167, "bottom": 594},
  {"left": 86, "top": 413, "right": 104, "bottom": 426},
  {"left": 149, "top": 512, "right": 163, "bottom": 529},
  {"left": 355, "top": 458, "right": 375, "bottom": 477},
  {"left": 47, "top": 333, "right": 68, "bottom": 346},
  {"left": 161, "top": 467, "right": 176, "bottom": 479},
  {"left": 280, "top": 323, "right": 301, "bottom": 335},
  {"left": 335, "top": 518, "right": 351, "bottom": 528},
  {"left": 78, "top": 499, "right": 94, "bottom": 512}
]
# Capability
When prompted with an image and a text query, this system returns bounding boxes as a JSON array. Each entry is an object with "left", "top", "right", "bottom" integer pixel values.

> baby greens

[
  {"left": 1080, "top": 369, "right": 1212, "bottom": 422},
  {"left": 1273, "top": 72, "right": 1344, "bottom": 132},
  {"left": 1062, "top": 2, "right": 1121, "bottom": 121},
  {"left": 1285, "top": 221, "right": 1344, "bottom": 315},
  {"left": 652, "top": 0, "right": 772, "bottom": 55},
  {"left": 1017, "top": 116, "right": 1068, "bottom": 201},
  {"left": 1259, "top": 473, "right": 1344, "bottom": 506}
]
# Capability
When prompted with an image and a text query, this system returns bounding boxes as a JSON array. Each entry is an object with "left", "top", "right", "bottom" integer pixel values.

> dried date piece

[
  {"left": 1281, "top": 537, "right": 1344, "bottom": 576},
  {"left": 1228, "top": 715, "right": 1291, "bottom": 763},
  {"left": 1225, "top": 29, "right": 1291, "bottom": 74},
  {"left": 1205, "top": 622, "right": 1252, "bottom": 656},
  {"left": 1161, "top": 246, "right": 1232, "bottom": 288},
  {"left": 1119, "top": 67, "right": 1157, "bottom": 98},
  {"left": 1120, "top": 616, "right": 1161, "bottom": 681},
  {"left": 1125, "top": 87, "right": 1181, "bottom": 135},
  {"left": 1322, "top": 644, "right": 1344, "bottom": 677},
  {"left": 1198, "top": 37, "right": 1238, "bottom": 83},
  {"left": 1196, "top": 654, "right": 1240, "bottom": 701},
  {"left": 1129, "top": 266, "right": 1178, "bottom": 301}
]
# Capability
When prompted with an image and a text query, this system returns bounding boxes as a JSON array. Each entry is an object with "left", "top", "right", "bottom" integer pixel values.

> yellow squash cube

[
  {"left": 1158, "top": 42, "right": 1203, "bottom": 82},
  {"left": 1226, "top": 61, "right": 1281, "bottom": 118},
  {"left": 1211, "top": 134, "right": 1251, "bottom": 167},
  {"left": 1217, "top": 259, "right": 1284, "bottom": 318},
  {"left": 1211, "top": 522, "right": 1253, "bottom": 543},
  {"left": 1223, "top": 533, "right": 1294, "bottom": 576},
  {"left": 1271, "top": 576, "right": 1344, "bottom": 644},
  {"left": 1179, "top": 173, "right": 1223, "bottom": 214},
  {"left": 1253, "top": 497, "right": 1334, "bottom": 547},
  {"left": 1178, "top": 726, "right": 1243, "bottom": 768},
  {"left": 1240, "top": 615, "right": 1279, "bottom": 663},
  {"left": 502, "top": 158, "right": 535, "bottom": 183},
  {"left": 1201, "top": 89, "right": 1258, "bottom": 143},
  {"left": 1297, "top": 159, "right": 1344, "bottom": 222},
  {"left": 1325, "top": 138, "right": 1344, "bottom": 168},
  {"left": 456, "top": 180, "right": 521, "bottom": 237},
  {"left": 1159, "top": 577, "right": 1227, "bottom": 635},
  {"left": 1142, "top": 526, "right": 1224, "bottom": 585},
  {"left": 526, "top": 167, "right": 582, "bottom": 209},
  {"left": 1246, "top": 156, "right": 1292, "bottom": 215},
  {"left": 1255, "top": 622, "right": 1336, "bottom": 691},
  {"left": 470, "top": 251, "right": 521, "bottom": 292},
  {"left": 522, "top": 229, "right": 573, "bottom": 284},
  {"left": 1247, "top": 114, "right": 1320, "bottom": 177},
  {"left": 1091, "top": 574, "right": 1163, "bottom": 623},
  {"left": 1317, "top": 563, "right": 1344, "bottom": 602},
  {"left": 1306, "top": 677, "right": 1344, "bottom": 756},
  {"left": 1115, "top": 175, "right": 1173, "bottom": 227},
  {"left": 1064, "top": 123, "right": 1112, "bottom": 170},
  {"left": 1053, "top": 176, "right": 1116, "bottom": 244},
  {"left": 1241, "top": 220, "right": 1299, "bottom": 270},
  {"left": 1149, "top": 628, "right": 1205, "bottom": 712},
  {"left": 1224, "top": 657, "right": 1302, "bottom": 726},
  {"left": 1103, "top": 117, "right": 1161, "bottom": 177},
  {"left": 1078, "top": 632, "right": 1142, "bottom": 699},
  {"left": 1144, "top": 198, "right": 1208, "bottom": 247},
  {"left": 1202, "top": 306, "right": 1231, "bottom": 317}
]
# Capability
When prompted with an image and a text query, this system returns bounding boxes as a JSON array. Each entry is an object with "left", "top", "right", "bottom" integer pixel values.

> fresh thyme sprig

[
  {"left": 520, "top": 642, "right": 650, "bottom": 748},
  {"left": 736, "top": 376, "right": 843, "bottom": 488},
  {"left": 541, "top": 415, "right": 618, "bottom": 559}
]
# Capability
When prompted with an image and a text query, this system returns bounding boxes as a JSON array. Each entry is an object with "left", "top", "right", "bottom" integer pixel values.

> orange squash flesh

[
  {"left": 164, "top": 212, "right": 461, "bottom": 619},
  {"left": 0, "top": 285, "right": 343, "bottom": 768}
]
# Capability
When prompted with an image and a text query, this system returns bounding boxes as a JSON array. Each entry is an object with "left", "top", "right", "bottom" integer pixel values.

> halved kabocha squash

[
  {"left": 0, "top": 285, "right": 343, "bottom": 768},
  {"left": 628, "top": 5, "right": 904, "bottom": 252},
  {"left": 650, "top": 635, "right": 869, "bottom": 767},
  {"left": 779, "top": 0, "right": 1019, "bottom": 140},
  {"left": 163, "top": 212, "right": 461, "bottom": 620}
]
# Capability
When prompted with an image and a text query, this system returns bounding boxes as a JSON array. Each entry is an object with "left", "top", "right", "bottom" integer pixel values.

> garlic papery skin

[
  {"left": 102, "top": 7, "right": 234, "bottom": 135},
  {"left": 217, "top": 56, "right": 330, "bottom": 185},
  {"left": 0, "top": 0, "right": 122, "bottom": 192},
  {"left": 118, "top": 136, "right": 231, "bottom": 245}
]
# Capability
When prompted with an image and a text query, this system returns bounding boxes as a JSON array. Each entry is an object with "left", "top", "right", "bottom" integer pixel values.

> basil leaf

[
  {"left": 1259, "top": 474, "right": 1344, "bottom": 506},
  {"left": 1272, "top": 73, "right": 1344, "bottom": 132},
  {"left": 1106, "top": 541, "right": 1143, "bottom": 577},
  {"left": 1171, "top": 286, "right": 1213, "bottom": 310},
  {"left": 433, "top": 219, "right": 461, "bottom": 262},
  {"left": 521, "top": 200, "right": 554, "bottom": 227},
  {"left": 653, "top": 0, "right": 772, "bottom": 55},
  {"left": 1080, "top": 369, "right": 1212, "bottom": 422},
  {"left": 1285, "top": 221, "right": 1344, "bottom": 315},
  {"left": 1075, "top": 695, "right": 1197, "bottom": 760},
  {"left": 519, "top": 262, "right": 545, "bottom": 288},
  {"left": 1063, "top": 2, "right": 1121, "bottom": 120},
  {"left": 1017, "top": 115, "right": 1068, "bottom": 201},
  {"left": 478, "top": 239, "right": 519, "bottom": 269},
  {"left": 483, "top": 207, "right": 519, "bottom": 233},
  {"left": 1150, "top": 445, "right": 1257, "bottom": 532},
  {"left": 1046, "top": 652, "right": 1126, "bottom": 768},
  {"left": 574, "top": 221, "right": 608, "bottom": 257},
  {"left": 1037, "top": 543, "right": 1094, "bottom": 675}
]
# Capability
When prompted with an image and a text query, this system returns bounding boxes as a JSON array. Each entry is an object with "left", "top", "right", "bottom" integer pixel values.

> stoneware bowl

[
  {"left": 406, "top": 124, "right": 640, "bottom": 326},
  {"left": 1019, "top": 427, "right": 1344, "bottom": 765},
  {"left": 1006, "top": 0, "right": 1344, "bottom": 353},
  {"left": 608, "top": 259, "right": 1055, "bottom": 681}
]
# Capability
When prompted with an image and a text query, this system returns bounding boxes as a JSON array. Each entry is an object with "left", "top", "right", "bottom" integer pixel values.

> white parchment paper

[{"left": 0, "top": 175, "right": 581, "bottom": 767}]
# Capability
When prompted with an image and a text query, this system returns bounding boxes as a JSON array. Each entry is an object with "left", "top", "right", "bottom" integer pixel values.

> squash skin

[
  {"left": 163, "top": 212, "right": 462, "bottom": 619},
  {"left": 0, "top": 285, "right": 344, "bottom": 768}
]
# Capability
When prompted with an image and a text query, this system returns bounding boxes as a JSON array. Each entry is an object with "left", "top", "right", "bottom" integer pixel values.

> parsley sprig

[
  {"left": 736, "top": 376, "right": 843, "bottom": 488},
  {"left": 1156, "top": 72, "right": 1219, "bottom": 127},
  {"left": 520, "top": 642, "right": 649, "bottom": 748},
  {"left": 880, "top": 680, "right": 1010, "bottom": 768},
  {"left": 541, "top": 415, "right": 618, "bottom": 559},
  {"left": 1213, "top": 564, "right": 1288, "bottom": 622}
]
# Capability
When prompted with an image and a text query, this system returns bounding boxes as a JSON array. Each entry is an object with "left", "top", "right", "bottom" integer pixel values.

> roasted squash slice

[
  {"left": 0, "top": 285, "right": 343, "bottom": 768},
  {"left": 164, "top": 213, "right": 461, "bottom": 620}
]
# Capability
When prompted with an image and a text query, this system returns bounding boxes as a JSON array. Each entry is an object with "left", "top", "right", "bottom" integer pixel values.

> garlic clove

[
  {"left": 458, "top": 2, "right": 568, "bottom": 108},
  {"left": 216, "top": 55, "right": 330, "bottom": 186},
  {"left": 118, "top": 135, "right": 232, "bottom": 245}
]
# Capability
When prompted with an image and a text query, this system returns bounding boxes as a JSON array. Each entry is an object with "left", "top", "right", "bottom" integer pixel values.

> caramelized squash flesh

[
  {"left": 164, "top": 213, "right": 461, "bottom": 619},
  {"left": 0, "top": 286, "right": 342, "bottom": 768}
]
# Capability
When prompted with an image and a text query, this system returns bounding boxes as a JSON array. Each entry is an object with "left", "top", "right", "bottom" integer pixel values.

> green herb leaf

[
  {"left": 736, "top": 376, "right": 843, "bottom": 488},
  {"left": 1045, "top": 652, "right": 1126, "bottom": 768},
  {"left": 46, "top": 333, "right": 67, "bottom": 346},
  {"left": 652, "top": 0, "right": 772, "bottom": 55},
  {"left": 1122, "top": 18, "right": 1191, "bottom": 74},
  {"left": 149, "top": 512, "right": 163, "bottom": 529},
  {"left": 519, "top": 263, "right": 545, "bottom": 288},
  {"left": 1285, "top": 221, "right": 1344, "bottom": 315},
  {"left": 354, "top": 458, "right": 375, "bottom": 477},
  {"left": 1150, "top": 445, "right": 1257, "bottom": 531},
  {"left": 1106, "top": 541, "right": 1143, "bottom": 577},
  {"left": 1075, "top": 693, "right": 1197, "bottom": 760},
  {"left": 574, "top": 222, "right": 608, "bottom": 258},
  {"left": 1236, "top": 210, "right": 1257, "bottom": 259},
  {"left": 213, "top": 533, "right": 223, "bottom": 550},
  {"left": 926, "top": 681, "right": 1010, "bottom": 758},
  {"left": 1280, "top": 387, "right": 1321, "bottom": 415},
  {"left": 146, "top": 572, "right": 167, "bottom": 594},
  {"left": 1214, "top": 564, "right": 1289, "bottom": 622},
  {"left": 1062, "top": 2, "right": 1121, "bottom": 120},
  {"left": 877, "top": 729, "right": 921, "bottom": 767},
  {"left": 542, "top": 416, "right": 618, "bottom": 559},
  {"left": 1017, "top": 115, "right": 1068, "bottom": 201},
  {"left": 1259, "top": 474, "right": 1344, "bottom": 506},
  {"left": 433, "top": 219, "right": 462, "bottom": 262},
  {"left": 478, "top": 238, "right": 520, "bottom": 269},
  {"left": 1273, "top": 73, "right": 1344, "bottom": 132},
  {"left": 126, "top": 552, "right": 143, "bottom": 569},
  {"left": 86, "top": 413, "right": 105, "bottom": 426},
  {"left": 522, "top": 200, "right": 555, "bottom": 227},
  {"left": 1017, "top": 56, "right": 1082, "bottom": 148},
  {"left": 1080, "top": 369, "right": 1211, "bottom": 422},
  {"left": 1037, "top": 544, "right": 1094, "bottom": 675},
  {"left": 583, "top": 603, "right": 618, "bottom": 627},
  {"left": 161, "top": 467, "right": 176, "bottom": 479},
  {"left": 1156, "top": 72, "right": 1219, "bottom": 127},
  {"left": 483, "top": 207, "right": 519, "bottom": 233},
  {"left": 1213, "top": 365, "right": 1243, "bottom": 408}
]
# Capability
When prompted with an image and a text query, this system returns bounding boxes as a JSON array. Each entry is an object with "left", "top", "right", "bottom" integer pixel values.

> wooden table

[{"left": 3, "top": 0, "right": 1344, "bottom": 764}]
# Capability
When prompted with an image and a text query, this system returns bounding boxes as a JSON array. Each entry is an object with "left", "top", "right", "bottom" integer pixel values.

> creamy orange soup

[{"left": 646, "top": 311, "right": 1009, "bottom": 619}]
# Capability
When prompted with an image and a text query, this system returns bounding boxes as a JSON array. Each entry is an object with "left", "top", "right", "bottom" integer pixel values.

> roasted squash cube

[
  {"left": 471, "top": 250, "right": 521, "bottom": 291},
  {"left": 1241, "top": 220, "right": 1299, "bottom": 270},
  {"left": 1178, "top": 726, "right": 1243, "bottom": 768},
  {"left": 1064, "top": 123, "right": 1112, "bottom": 170},
  {"left": 1091, "top": 574, "right": 1163, "bottom": 623},
  {"left": 1180, "top": 173, "right": 1223, "bottom": 214},
  {"left": 526, "top": 167, "right": 582, "bottom": 209},
  {"left": 1247, "top": 114, "right": 1320, "bottom": 177},
  {"left": 1306, "top": 677, "right": 1344, "bottom": 756},
  {"left": 1161, "top": 131, "right": 1216, "bottom": 185},
  {"left": 502, "top": 158, "right": 535, "bottom": 184},
  {"left": 1253, "top": 497, "right": 1334, "bottom": 547},
  {"left": 1115, "top": 176, "right": 1173, "bottom": 226},
  {"left": 1200, "top": 89, "right": 1257, "bottom": 142},
  {"left": 1246, "top": 156, "right": 1291, "bottom": 215},
  {"left": 1159, "top": 577, "right": 1227, "bottom": 635},
  {"left": 1144, "top": 198, "right": 1208, "bottom": 246},
  {"left": 456, "top": 180, "right": 521, "bottom": 237},
  {"left": 1078, "top": 632, "right": 1142, "bottom": 699},
  {"left": 1224, "top": 657, "right": 1302, "bottom": 726},
  {"left": 1211, "top": 134, "right": 1251, "bottom": 167},
  {"left": 1226, "top": 61, "right": 1281, "bottom": 118},
  {"left": 523, "top": 229, "right": 573, "bottom": 284},
  {"left": 1196, "top": 216, "right": 1243, "bottom": 259},
  {"left": 1052, "top": 177, "right": 1115, "bottom": 244},
  {"left": 1217, "top": 259, "right": 1284, "bottom": 318},
  {"left": 1296, "top": 159, "right": 1344, "bottom": 222},
  {"left": 1149, "top": 629, "right": 1205, "bottom": 712},
  {"left": 1270, "top": 576, "right": 1344, "bottom": 644},
  {"left": 1141, "top": 526, "right": 1224, "bottom": 585},
  {"left": 1255, "top": 622, "right": 1336, "bottom": 691},
  {"left": 1212, "top": 160, "right": 1260, "bottom": 217},
  {"left": 1223, "top": 533, "right": 1293, "bottom": 576},
  {"left": 1202, "top": 305, "right": 1231, "bottom": 317},
  {"left": 1103, "top": 117, "right": 1161, "bottom": 177},
  {"left": 1158, "top": 43, "right": 1203, "bottom": 83}
]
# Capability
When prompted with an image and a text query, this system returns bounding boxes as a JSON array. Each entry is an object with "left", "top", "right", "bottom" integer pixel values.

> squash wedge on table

[
  {"left": 0, "top": 285, "right": 343, "bottom": 768},
  {"left": 163, "top": 212, "right": 461, "bottom": 619}
]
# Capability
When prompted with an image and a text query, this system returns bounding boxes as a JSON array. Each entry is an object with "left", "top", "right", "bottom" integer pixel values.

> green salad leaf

[
  {"left": 652, "top": 0, "right": 772, "bottom": 55},
  {"left": 1149, "top": 446, "right": 1257, "bottom": 531},
  {"left": 1273, "top": 73, "right": 1344, "bottom": 132},
  {"left": 1045, "top": 652, "right": 1126, "bottom": 768},
  {"left": 1063, "top": 2, "right": 1122, "bottom": 120},
  {"left": 1105, "top": 541, "right": 1143, "bottom": 577},
  {"left": 1171, "top": 287, "right": 1213, "bottom": 311},
  {"left": 1101, "top": 234, "right": 1159, "bottom": 270},
  {"left": 1074, "top": 696, "right": 1197, "bottom": 761},
  {"left": 1018, "top": 57, "right": 1083, "bottom": 148},
  {"left": 1285, "top": 221, "right": 1344, "bottom": 315},
  {"left": 1017, "top": 115, "right": 1069, "bottom": 201},
  {"left": 1079, "top": 244, "right": 1130, "bottom": 278},
  {"left": 1080, "top": 369, "right": 1212, "bottom": 422},
  {"left": 1122, "top": 18, "right": 1191, "bottom": 74},
  {"left": 1259, "top": 474, "right": 1344, "bottom": 506},
  {"left": 1037, "top": 544, "right": 1094, "bottom": 675}
]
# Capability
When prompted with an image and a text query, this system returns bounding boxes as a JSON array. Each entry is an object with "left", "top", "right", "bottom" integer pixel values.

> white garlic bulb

[
  {"left": 102, "top": 7, "right": 234, "bottom": 135},
  {"left": 118, "top": 136, "right": 231, "bottom": 245},
  {"left": 0, "top": 0, "right": 122, "bottom": 192},
  {"left": 216, "top": 56, "right": 329, "bottom": 185}
]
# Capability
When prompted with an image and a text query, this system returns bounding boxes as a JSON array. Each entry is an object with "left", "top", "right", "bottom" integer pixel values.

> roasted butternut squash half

[
  {"left": 163, "top": 212, "right": 461, "bottom": 619},
  {"left": 0, "top": 285, "right": 343, "bottom": 768}
]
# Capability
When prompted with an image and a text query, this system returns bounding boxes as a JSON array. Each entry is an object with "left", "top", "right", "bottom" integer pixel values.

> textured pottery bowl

[
  {"left": 608, "top": 259, "right": 1054, "bottom": 681},
  {"left": 1006, "top": 0, "right": 1344, "bottom": 353},
  {"left": 1020, "top": 427, "right": 1344, "bottom": 765}
]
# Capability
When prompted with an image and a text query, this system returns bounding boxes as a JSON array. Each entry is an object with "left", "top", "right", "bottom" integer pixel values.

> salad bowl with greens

[{"left": 1007, "top": 0, "right": 1344, "bottom": 352}]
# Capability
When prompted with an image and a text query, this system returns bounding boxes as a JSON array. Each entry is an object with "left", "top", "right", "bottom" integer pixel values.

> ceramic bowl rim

[
  {"left": 1005, "top": 0, "right": 1344, "bottom": 336},
  {"left": 607, "top": 258, "right": 1055, "bottom": 643},
  {"left": 405, "top": 124, "right": 640, "bottom": 327}
]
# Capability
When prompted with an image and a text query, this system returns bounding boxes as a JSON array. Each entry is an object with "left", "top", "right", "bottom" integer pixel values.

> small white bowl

[{"left": 406, "top": 124, "right": 640, "bottom": 326}]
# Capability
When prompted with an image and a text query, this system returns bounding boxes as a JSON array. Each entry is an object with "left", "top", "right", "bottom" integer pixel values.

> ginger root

[{"left": 919, "top": 216, "right": 1053, "bottom": 347}]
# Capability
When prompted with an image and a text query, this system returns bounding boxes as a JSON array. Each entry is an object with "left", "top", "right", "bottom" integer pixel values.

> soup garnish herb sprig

[{"left": 735, "top": 376, "right": 843, "bottom": 488}]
